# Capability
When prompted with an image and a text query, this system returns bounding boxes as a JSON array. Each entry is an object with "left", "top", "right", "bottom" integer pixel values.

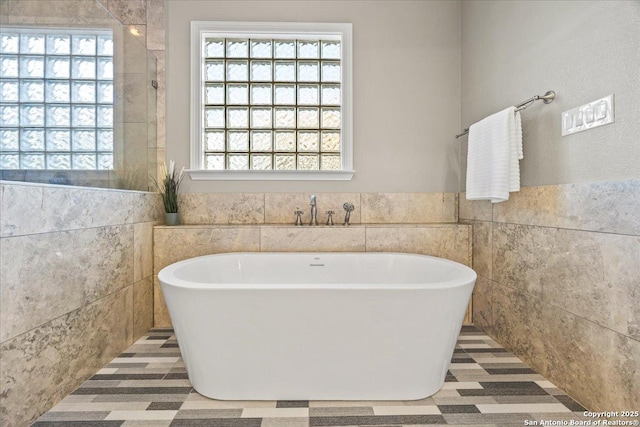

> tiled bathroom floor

[{"left": 34, "top": 326, "right": 590, "bottom": 427}]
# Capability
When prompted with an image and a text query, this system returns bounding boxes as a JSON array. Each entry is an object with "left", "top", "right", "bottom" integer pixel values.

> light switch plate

[{"left": 562, "top": 94, "right": 614, "bottom": 136}]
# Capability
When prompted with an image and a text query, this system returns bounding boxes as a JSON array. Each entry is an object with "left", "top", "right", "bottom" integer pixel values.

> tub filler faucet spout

[{"left": 310, "top": 195, "right": 318, "bottom": 226}]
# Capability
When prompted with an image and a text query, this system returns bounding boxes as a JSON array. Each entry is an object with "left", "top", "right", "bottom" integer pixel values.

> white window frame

[{"left": 188, "top": 21, "right": 353, "bottom": 181}]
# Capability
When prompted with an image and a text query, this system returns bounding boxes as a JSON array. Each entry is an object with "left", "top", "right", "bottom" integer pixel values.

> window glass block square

[
  {"left": 97, "top": 58, "right": 113, "bottom": 79},
  {"left": 72, "top": 57, "right": 96, "bottom": 79},
  {"left": 274, "top": 154, "right": 296, "bottom": 170},
  {"left": 228, "top": 153, "right": 249, "bottom": 170},
  {"left": 97, "top": 153, "right": 113, "bottom": 170},
  {"left": 206, "top": 60, "right": 225, "bottom": 81},
  {"left": 251, "top": 84, "right": 272, "bottom": 105},
  {"left": 298, "top": 61, "right": 319, "bottom": 82},
  {"left": 227, "top": 83, "right": 249, "bottom": 105},
  {"left": 46, "top": 56, "right": 70, "bottom": 78},
  {"left": 227, "top": 130, "right": 249, "bottom": 151},
  {"left": 21, "top": 153, "right": 45, "bottom": 169},
  {"left": 205, "top": 39, "right": 224, "bottom": 58},
  {"left": 227, "top": 107, "right": 249, "bottom": 128},
  {"left": 251, "top": 130, "right": 272, "bottom": 151},
  {"left": 47, "top": 129, "right": 71, "bottom": 151},
  {"left": 297, "top": 131, "right": 319, "bottom": 152},
  {"left": 274, "top": 108, "right": 295, "bottom": 128},
  {"left": 72, "top": 81, "right": 96, "bottom": 103},
  {"left": 321, "top": 154, "right": 341, "bottom": 170},
  {"left": 72, "top": 130, "right": 96, "bottom": 151},
  {"left": 97, "top": 105, "right": 113, "bottom": 127},
  {"left": 251, "top": 107, "right": 272, "bottom": 128},
  {"left": 321, "top": 84, "right": 340, "bottom": 105},
  {"left": 205, "top": 130, "right": 225, "bottom": 151},
  {"left": 321, "top": 131, "right": 341, "bottom": 152},
  {"left": 20, "top": 34, "right": 45, "bottom": 54},
  {"left": 251, "top": 154, "right": 272, "bottom": 170},
  {"left": 20, "top": 80, "right": 44, "bottom": 102},
  {"left": 274, "top": 61, "right": 295, "bottom": 82},
  {"left": 322, "top": 108, "right": 341, "bottom": 128},
  {"left": 72, "top": 35, "right": 96, "bottom": 55},
  {"left": 206, "top": 154, "right": 225, "bottom": 170},
  {"left": 97, "top": 130, "right": 112, "bottom": 151},
  {"left": 227, "top": 60, "right": 248, "bottom": 81},
  {"left": 46, "top": 80, "right": 70, "bottom": 102},
  {"left": 226, "top": 39, "right": 248, "bottom": 58},
  {"left": 46, "top": 35, "right": 70, "bottom": 55},
  {"left": 97, "top": 81, "right": 113, "bottom": 103},
  {"left": 298, "top": 85, "right": 319, "bottom": 105},
  {"left": 297, "top": 108, "right": 318, "bottom": 129},
  {"left": 0, "top": 154, "right": 19, "bottom": 169},
  {"left": 274, "top": 40, "right": 295, "bottom": 58},
  {"left": 250, "top": 60, "right": 272, "bottom": 81},
  {"left": 20, "top": 129, "right": 45, "bottom": 151},
  {"left": 321, "top": 61, "right": 340, "bottom": 82},
  {"left": 1, "top": 55, "right": 19, "bottom": 77},
  {"left": 250, "top": 40, "right": 271, "bottom": 58},
  {"left": 1, "top": 35, "right": 19, "bottom": 54},
  {"left": 1, "top": 80, "right": 19, "bottom": 102},
  {"left": 297, "top": 154, "right": 319, "bottom": 170},
  {"left": 0, "top": 105, "right": 19, "bottom": 126},
  {"left": 321, "top": 41, "right": 340, "bottom": 59},
  {"left": 97, "top": 35, "right": 113, "bottom": 56},
  {"left": 274, "top": 84, "right": 295, "bottom": 105},
  {"left": 205, "top": 107, "right": 225, "bottom": 128},
  {"left": 72, "top": 153, "right": 96, "bottom": 170},
  {"left": 297, "top": 40, "right": 319, "bottom": 59},
  {"left": 20, "top": 56, "right": 44, "bottom": 78},
  {"left": 47, "top": 105, "right": 71, "bottom": 127},
  {"left": 47, "top": 153, "right": 71, "bottom": 169},
  {"left": 72, "top": 105, "right": 95, "bottom": 127},
  {"left": 274, "top": 131, "right": 295, "bottom": 152},
  {"left": 0, "top": 129, "right": 19, "bottom": 150},
  {"left": 20, "top": 105, "right": 45, "bottom": 126},
  {"left": 206, "top": 83, "right": 224, "bottom": 104}
]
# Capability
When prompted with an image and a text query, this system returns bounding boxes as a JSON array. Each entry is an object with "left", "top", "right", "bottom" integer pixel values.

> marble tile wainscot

[
  {"left": 459, "top": 179, "right": 640, "bottom": 412},
  {"left": 0, "top": 182, "right": 164, "bottom": 427},
  {"left": 152, "top": 223, "right": 473, "bottom": 328}
]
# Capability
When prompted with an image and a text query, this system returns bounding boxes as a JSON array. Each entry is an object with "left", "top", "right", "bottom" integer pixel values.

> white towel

[{"left": 465, "top": 107, "right": 523, "bottom": 203}]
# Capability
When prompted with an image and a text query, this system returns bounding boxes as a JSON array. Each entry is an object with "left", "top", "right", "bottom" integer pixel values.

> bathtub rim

[{"left": 159, "top": 251, "right": 477, "bottom": 291}]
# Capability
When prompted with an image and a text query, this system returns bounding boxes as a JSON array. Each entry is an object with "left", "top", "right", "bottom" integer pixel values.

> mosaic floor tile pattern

[{"left": 34, "top": 326, "right": 589, "bottom": 426}]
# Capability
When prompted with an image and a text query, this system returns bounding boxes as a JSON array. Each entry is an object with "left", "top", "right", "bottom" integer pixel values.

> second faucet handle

[
  {"left": 326, "top": 210, "right": 335, "bottom": 226},
  {"left": 294, "top": 209, "right": 304, "bottom": 226}
]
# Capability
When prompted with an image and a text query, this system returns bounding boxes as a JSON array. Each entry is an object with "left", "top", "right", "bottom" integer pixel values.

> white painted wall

[
  {"left": 166, "top": 0, "right": 461, "bottom": 193},
  {"left": 461, "top": 1, "right": 640, "bottom": 188}
]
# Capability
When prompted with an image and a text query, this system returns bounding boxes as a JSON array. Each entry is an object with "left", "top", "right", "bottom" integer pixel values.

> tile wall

[
  {"left": 153, "top": 192, "right": 471, "bottom": 327},
  {"left": 0, "top": 182, "right": 163, "bottom": 427},
  {"left": 460, "top": 179, "right": 640, "bottom": 411}
]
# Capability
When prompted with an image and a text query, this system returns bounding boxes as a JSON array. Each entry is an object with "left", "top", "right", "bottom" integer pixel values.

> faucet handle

[
  {"left": 326, "top": 210, "right": 335, "bottom": 226},
  {"left": 294, "top": 208, "right": 303, "bottom": 226}
]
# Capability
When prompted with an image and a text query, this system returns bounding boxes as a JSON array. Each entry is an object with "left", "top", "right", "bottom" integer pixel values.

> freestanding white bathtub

[{"left": 159, "top": 252, "right": 476, "bottom": 400}]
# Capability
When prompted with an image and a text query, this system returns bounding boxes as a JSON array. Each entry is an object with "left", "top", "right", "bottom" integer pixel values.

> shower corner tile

[
  {"left": 106, "top": 0, "right": 147, "bottom": 25},
  {"left": 153, "top": 276, "right": 172, "bottom": 328},
  {"left": 134, "top": 222, "right": 154, "bottom": 282},
  {"left": 134, "top": 277, "right": 154, "bottom": 339},
  {"left": 146, "top": 0, "right": 165, "bottom": 51}
]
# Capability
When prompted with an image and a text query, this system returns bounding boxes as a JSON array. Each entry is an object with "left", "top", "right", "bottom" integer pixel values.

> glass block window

[
  {"left": 0, "top": 28, "right": 114, "bottom": 170},
  {"left": 191, "top": 22, "right": 353, "bottom": 179}
]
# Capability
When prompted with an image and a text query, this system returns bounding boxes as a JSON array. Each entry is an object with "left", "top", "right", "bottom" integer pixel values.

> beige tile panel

[
  {"left": 365, "top": 225, "right": 471, "bottom": 266},
  {"left": 133, "top": 222, "right": 154, "bottom": 282},
  {"left": 264, "top": 193, "right": 361, "bottom": 225},
  {"left": 0, "top": 225, "right": 134, "bottom": 343},
  {"left": 106, "top": 0, "right": 147, "bottom": 25},
  {"left": 133, "top": 277, "right": 153, "bottom": 339},
  {"left": 260, "top": 226, "right": 366, "bottom": 252},
  {"left": 179, "top": 193, "right": 265, "bottom": 225},
  {"left": 462, "top": 219, "right": 492, "bottom": 279},
  {"left": 493, "top": 222, "right": 640, "bottom": 340},
  {"left": 458, "top": 194, "right": 493, "bottom": 221},
  {"left": 0, "top": 183, "right": 131, "bottom": 237},
  {"left": 0, "top": 286, "right": 133, "bottom": 427},
  {"left": 472, "top": 276, "right": 493, "bottom": 332},
  {"left": 361, "top": 193, "right": 457, "bottom": 223},
  {"left": 153, "top": 227, "right": 261, "bottom": 273},
  {"left": 492, "top": 180, "right": 640, "bottom": 235},
  {"left": 145, "top": 0, "right": 165, "bottom": 51},
  {"left": 153, "top": 276, "right": 171, "bottom": 328}
]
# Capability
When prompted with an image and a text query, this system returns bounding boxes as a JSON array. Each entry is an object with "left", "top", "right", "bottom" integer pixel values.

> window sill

[{"left": 186, "top": 169, "right": 355, "bottom": 181}]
